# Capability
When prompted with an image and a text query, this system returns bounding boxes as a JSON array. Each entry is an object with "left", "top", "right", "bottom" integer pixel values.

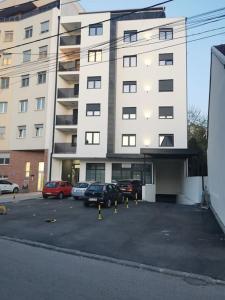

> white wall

[
  {"left": 208, "top": 48, "right": 225, "bottom": 231},
  {"left": 177, "top": 176, "right": 206, "bottom": 205},
  {"left": 115, "top": 18, "right": 187, "bottom": 154}
]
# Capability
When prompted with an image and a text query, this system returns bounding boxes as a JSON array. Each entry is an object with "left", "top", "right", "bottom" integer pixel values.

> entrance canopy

[{"left": 140, "top": 148, "right": 197, "bottom": 159}]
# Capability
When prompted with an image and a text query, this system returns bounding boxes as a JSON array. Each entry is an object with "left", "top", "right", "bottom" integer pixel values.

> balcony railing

[
  {"left": 60, "top": 35, "right": 81, "bottom": 46},
  {"left": 59, "top": 60, "right": 80, "bottom": 72},
  {"left": 57, "top": 87, "right": 79, "bottom": 98},
  {"left": 54, "top": 143, "right": 77, "bottom": 154},
  {"left": 56, "top": 115, "right": 78, "bottom": 126}
]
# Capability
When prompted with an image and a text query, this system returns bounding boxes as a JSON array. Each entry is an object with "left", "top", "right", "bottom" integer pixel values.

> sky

[{"left": 80, "top": 0, "right": 225, "bottom": 114}]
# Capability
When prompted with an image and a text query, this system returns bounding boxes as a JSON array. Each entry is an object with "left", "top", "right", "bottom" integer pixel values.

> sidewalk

[{"left": 0, "top": 192, "right": 42, "bottom": 203}]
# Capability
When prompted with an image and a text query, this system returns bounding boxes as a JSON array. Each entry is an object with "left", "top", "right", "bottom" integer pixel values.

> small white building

[
  {"left": 51, "top": 4, "right": 194, "bottom": 202},
  {"left": 208, "top": 44, "right": 225, "bottom": 232}
]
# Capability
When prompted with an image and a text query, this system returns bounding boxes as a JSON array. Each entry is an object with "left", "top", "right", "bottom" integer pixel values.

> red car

[{"left": 42, "top": 181, "right": 72, "bottom": 199}]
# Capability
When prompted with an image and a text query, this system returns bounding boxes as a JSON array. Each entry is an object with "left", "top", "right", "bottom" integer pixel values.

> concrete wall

[
  {"left": 155, "top": 159, "right": 184, "bottom": 194},
  {"left": 177, "top": 176, "right": 206, "bottom": 205},
  {"left": 208, "top": 47, "right": 225, "bottom": 231}
]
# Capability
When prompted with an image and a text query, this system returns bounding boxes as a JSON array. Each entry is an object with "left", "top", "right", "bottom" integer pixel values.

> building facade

[
  {"left": 51, "top": 6, "right": 189, "bottom": 200},
  {"left": 0, "top": 0, "right": 60, "bottom": 191},
  {"left": 208, "top": 44, "right": 225, "bottom": 232}
]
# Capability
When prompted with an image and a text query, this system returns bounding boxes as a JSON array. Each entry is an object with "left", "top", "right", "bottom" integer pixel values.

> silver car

[{"left": 72, "top": 182, "right": 91, "bottom": 200}]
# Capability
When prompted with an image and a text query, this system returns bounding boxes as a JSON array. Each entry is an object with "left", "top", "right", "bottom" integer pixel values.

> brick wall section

[{"left": 0, "top": 150, "right": 48, "bottom": 192}]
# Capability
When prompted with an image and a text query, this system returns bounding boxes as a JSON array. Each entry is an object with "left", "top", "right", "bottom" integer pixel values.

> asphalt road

[
  {"left": 0, "top": 238, "right": 224, "bottom": 300},
  {"left": 0, "top": 198, "right": 225, "bottom": 280}
]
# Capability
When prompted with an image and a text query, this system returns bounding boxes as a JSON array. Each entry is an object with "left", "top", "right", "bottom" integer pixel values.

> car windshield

[
  {"left": 45, "top": 182, "right": 58, "bottom": 188},
  {"left": 87, "top": 185, "right": 104, "bottom": 192},
  {"left": 74, "top": 183, "right": 89, "bottom": 188}
]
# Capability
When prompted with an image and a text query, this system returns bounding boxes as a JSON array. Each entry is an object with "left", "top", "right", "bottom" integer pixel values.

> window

[
  {"left": 159, "top": 53, "right": 173, "bottom": 66},
  {"left": 124, "top": 30, "right": 137, "bottom": 43},
  {"left": 159, "top": 106, "right": 174, "bottom": 119},
  {"left": 0, "top": 127, "right": 6, "bottom": 139},
  {"left": 41, "top": 21, "right": 49, "bottom": 33},
  {"left": 36, "top": 97, "right": 45, "bottom": 110},
  {"left": 4, "top": 31, "right": 13, "bottom": 42},
  {"left": 71, "top": 135, "right": 77, "bottom": 147},
  {"left": 21, "top": 75, "right": 29, "bottom": 87},
  {"left": 18, "top": 126, "right": 27, "bottom": 138},
  {"left": 0, "top": 102, "right": 8, "bottom": 113},
  {"left": 122, "top": 107, "right": 136, "bottom": 120},
  {"left": 23, "top": 50, "right": 31, "bottom": 62},
  {"left": 0, "top": 153, "right": 10, "bottom": 165},
  {"left": 123, "top": 81, "right": 137, "bottom": 93},
  {"left": 35, "top": 124, "right": 43, "bottom": 137},
  {"left": 123, "top": 55, "right": 137, "bottom": 67},
  {"left": 2, "top": 53, "right": 12, "bottom": 65},
  {"left": 122, "top": 134, "right": 136, "bottom": 147},
  {"left": 25, "top": 162, "right": 30, "bottom": 178},
  {"left": 88, "top": 50, "right": 102, "bottom": 62},
  {"left": 1, "top": 77, "right": 9, "bottom": 89},
  {"left": 37, "top": 71, "right": 47, "bottom": 84},
  {"left": 112, "top": 163, "right": 153, "bottom": 184},
  {"left": 85, "top": 132, "right": 100, "bottom": 145},
  {"left": 159, "top": 79, "right": 173, "bottom": 92},
  {"left": 19, "top": 100, "right": 28, "bottom": 113},
  {"left": 87, "top": 76, "right": 101, "bottom": 89},
  {"left": 89, "top": 23, "right": 103, "bottom": 36},
  {"left": 159, "top": 28, "right": 173, "bottom": 40},
  {"left": 159, "top": 134, "right": 174, "bottom": 147},
  {"left": 86, "top": 163, "right": 105, "bottom": 183},
  {"left": 25, "top": 26, "right": 33, "bottom": 39},
  {"left": 86, "top": 104, "right": 100, "bottom": 116},
  {"left": 39, "top": 46, "right": 48, "bottom": 59}
]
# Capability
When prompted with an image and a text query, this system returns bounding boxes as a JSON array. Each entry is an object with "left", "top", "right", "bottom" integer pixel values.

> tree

[{"left": 188, "top": 106, "right": 208, "bottom": 176}]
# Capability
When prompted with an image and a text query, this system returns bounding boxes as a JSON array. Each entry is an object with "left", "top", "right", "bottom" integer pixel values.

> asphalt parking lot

[{"left": 0, "top": 197, "right": 225, "bottom": 280}]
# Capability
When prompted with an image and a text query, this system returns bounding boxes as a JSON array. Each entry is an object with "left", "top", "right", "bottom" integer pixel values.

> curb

[{"left": 1, "top": 235, "right": 225, "bottom": 286}]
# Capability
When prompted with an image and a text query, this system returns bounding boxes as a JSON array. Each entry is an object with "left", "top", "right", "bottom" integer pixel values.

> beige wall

[{"left": 0, "top": 7, "right": 59, "bottom": 152}]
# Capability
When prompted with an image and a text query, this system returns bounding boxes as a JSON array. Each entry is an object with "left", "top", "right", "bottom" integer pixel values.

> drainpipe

[{"left": 49, "top": 14, "right": 60, "bottom": 181}]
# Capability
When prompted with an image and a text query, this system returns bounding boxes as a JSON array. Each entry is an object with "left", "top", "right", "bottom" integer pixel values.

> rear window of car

[
  {"left": 74, "top": 183, "right": 89, "bottom": 188},
  {"left": 117, "top": 181, "right": 131, "bottom": 185},
  {"left": 45, "top": 182, "right": 58, "bottom": 188},
  {"left": 87, "top": 185, "right": 104, "bottom": 192}
]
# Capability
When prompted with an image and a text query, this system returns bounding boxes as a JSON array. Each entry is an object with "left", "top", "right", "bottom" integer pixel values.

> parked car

[
  {"left": 42, "top": 181, "right": 72, "bottom": 199},
  {"left": 117, "top": 179, "right": 142, "bottom": 200},
  {"left": 0, "top": 180, "right": 19, "bottom": 194},
  {"left": 72, "top": 182, "right": 92, "bottom": 200},
  {"left": 84, "top": 183, "right": 123, "bottom": 208}
]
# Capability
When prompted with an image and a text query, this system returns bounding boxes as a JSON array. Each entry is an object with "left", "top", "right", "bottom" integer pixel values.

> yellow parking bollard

[
  {"left": 126, "top": 197, "right": 129, "bottom": 209},
  {"left": 114, "top": 200, "right": 118, "bottom": 214},
  {"left": 135, "top": 193, "right": 138, "bottom": 205},
  {"left": 98, "top": 203, "right": 103, "bottom": 220}
]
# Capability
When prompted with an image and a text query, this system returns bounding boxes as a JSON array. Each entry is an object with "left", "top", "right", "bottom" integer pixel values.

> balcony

[
  {"left": 56, "top": 115, "right": 78, "bottom": 126},
  {"left": 60, "top": 35, "right": 81, "bottom": 47},
  {"left": 57, "top": 87, "right": 79, "bottom": 99},
  {"left": 54, "top": 143, "right": 76, "bottom": 154},
  {"left": 59, "top": 61, "right": 80, "bottom": 72},
  {"left": 58, "top": 61, "right": 80, "bottom": 81}
]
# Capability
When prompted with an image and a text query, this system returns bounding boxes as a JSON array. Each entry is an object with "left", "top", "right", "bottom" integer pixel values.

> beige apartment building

[{"left": 0, "top": 0, "right": 60, "bottom": 191}]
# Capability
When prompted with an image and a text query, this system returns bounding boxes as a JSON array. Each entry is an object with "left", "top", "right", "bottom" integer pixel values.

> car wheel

[
  {"left": 43, "top": 194, "right": 48, "bottom": 199},
  {"left": 13, "top": 187, "right": 19, "bottom": 194},
  {"left": 106, "top": 199, "right": 112, "bottom": 208},
  {"left": 84, "top": 201, "right": 89, "bottom": 207},
  {"left": 58, "top": 192, "right": 64, "bottom": 200}
]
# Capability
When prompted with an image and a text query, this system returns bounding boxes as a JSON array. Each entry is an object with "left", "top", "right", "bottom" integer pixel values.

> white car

[
  {"left": 0, "top": 180, "right": 19, "bottom": 194},
  {"left": 72, "top": 182, "right": 92, "bottom": 200}
]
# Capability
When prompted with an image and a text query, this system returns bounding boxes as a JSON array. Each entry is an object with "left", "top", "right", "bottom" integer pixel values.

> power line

[
  {"left": 0, "top": 0, "right": 173, "bottom": 52},
  {"left": 1, "top": 9, "right": 225, "bottom": 77}
]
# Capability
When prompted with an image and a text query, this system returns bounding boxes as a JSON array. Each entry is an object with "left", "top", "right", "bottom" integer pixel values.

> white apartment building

[
  {"left": 0, "top": 0, "right": 61, "bottom": 191},
  {"left": 52, "top": 5, "right": 192, "bottom": 201},
  {"left": 208, "top": 44, "right": 225, "bottom": 232}
]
